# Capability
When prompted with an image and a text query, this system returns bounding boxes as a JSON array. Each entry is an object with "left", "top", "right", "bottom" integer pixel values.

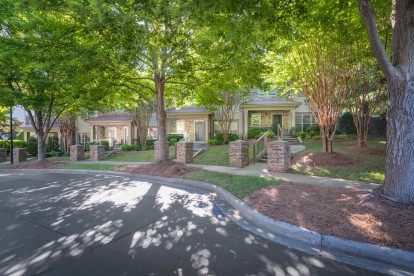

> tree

[
  {"left": 130, "top": 100, "right": 153, "bottom": 149},
  {"left": 76, "top": 0, "right": 270, "bottom": 161},
  {"left": 0, "top": 1, "right": 111, "bottom": 161},
  {"left": 58, "top": 114, "right": 77, "bottom": 153},
  {"left": 347, "top": 63, "right": 385, "bottom": 147},
  {"left": 358, "top": 0, "right": 414, "bottom": 203},
  {"left": 292, "top": 38, "right": 351, "bottom": 153}
]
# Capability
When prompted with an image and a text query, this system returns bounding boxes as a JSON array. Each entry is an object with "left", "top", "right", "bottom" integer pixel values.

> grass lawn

[
  {"left": 0, "top": 163, "right": 10, "bottom": 169},
  {"left": 182, "top": 170, "right": 281, "bottom": 198},
  {"left": 292, "top": 139, "right": 386, "bottom": 183},
  {"left": 105, "top": 147, "right": 176, "bottom": 162},
  {"left": 58, "top": 163, "right": 121, "bottom": 170},
  {"left": 191, "top": 145, "right": 229, "bottom": 166}
]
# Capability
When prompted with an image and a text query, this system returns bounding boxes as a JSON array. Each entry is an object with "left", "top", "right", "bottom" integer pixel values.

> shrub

[
  {"left": 305, "top": 125, "right": 320, "bottom": 134},
  {"left": 208, "top": 139, "right": 216, "bottom": 146},
  {"left": 26, "top": 137, "right": 38, "bottom": 156},
  {"left": 312, "top": 135, "right": 320, "bottom": 140},
  {"left": 100, "top": 140, "right": 110, "bottom": 151},
  {"left": 248, "top": 128, "right": 263, "bottom": 138},
  {"left": 308, "top": 131, "right": 316, "bottom": 137},
  {"left": 214, "top": 132, "right": 239, "bottom": 143},
  {"left": 132, "top": 144, "right": 141, "bottom": 151},
  {"left": 146, "top": 144, "right": 155, "bottom": 150},
  {"left": 267, "top": 131, "right": 275, "bottom": 138},
  {"left": 121, "top": 144, "right": 132, "bottom": 151},
  {"left": 167, "top": 134, "right": 184, "bottom": 143},
  {"left": 305, "top": 133, "right": 312, "bottom": 139},
  {"left": 296, "top": 131, "right": 306, "bottom": 138},
  {"left": 46, "top": 136, "right": 60, "bottom": 153},
  {"left": 339, "top": 112, "right": 356, "bottom": 135},
  {"left": 146, "top": 139, "right": 155, "bottom": 148},
  {"left": 48, "top": 151, "right": 63, "bottom": 156},
  {"left": 214, "top": 139, "right": 223, "bottom": 145},
  {"left": 16, "top": 132, "right": 24, "bottom": 140}
]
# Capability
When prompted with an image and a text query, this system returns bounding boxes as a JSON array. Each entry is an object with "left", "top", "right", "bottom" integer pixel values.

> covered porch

[{"left": 241, "top": 98, "right": 301, "bottom": 139}]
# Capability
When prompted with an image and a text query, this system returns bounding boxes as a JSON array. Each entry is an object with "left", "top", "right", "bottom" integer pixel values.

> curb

[{"left": 3, "top": 169, "right": 414, "bottom": 275}]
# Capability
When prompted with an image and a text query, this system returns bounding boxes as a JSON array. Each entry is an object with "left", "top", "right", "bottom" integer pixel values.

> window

[
  {"left": 25, "top": 116, "right": 31, "bottom": 126},
  {"left": 78, "top": 134, "right": 90, "bottom": 144},
  {"left": 250, "top": 114, "right": 261, "bottom": 126},
  {"left": 176, "top": 120, "right": 185, "bottom": 133},
  {"left": 302, "top": 114, "right": 317, "bottom": 131},
  {"left": 108, "top": 127, "right": 116, "bottom": 139}
]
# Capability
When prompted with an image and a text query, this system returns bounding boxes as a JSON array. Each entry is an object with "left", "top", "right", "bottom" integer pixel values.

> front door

[
  {"left": 272, "top": 114, "right": 282, "bottom": 134},
  {"left": 195, "top": 121, "right": 205, "bottom": 141}
]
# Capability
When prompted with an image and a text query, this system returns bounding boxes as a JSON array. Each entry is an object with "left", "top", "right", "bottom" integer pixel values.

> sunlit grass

[
  {"left": 183, "top": 170, "right": 281, "bottom": 198},
  {"left": 191, "top": 145, "right": 229, "bottom": 166}
]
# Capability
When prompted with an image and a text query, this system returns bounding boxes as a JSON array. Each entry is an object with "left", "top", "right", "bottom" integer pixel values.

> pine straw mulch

[
  {"left": 246, "top": 182, "right": 414, "bottom": 252},
  {"left": 115, "top": 161, "right": 199, "bottom": 178},
  {"left": 8, "top": 160, "right": 67, "bottom": 169},
  {"left": 341, "top": 146, "right": 386, "bottom": 156},
  {"left": 292, "top": 152, "right": 360, "bottom": 168}
]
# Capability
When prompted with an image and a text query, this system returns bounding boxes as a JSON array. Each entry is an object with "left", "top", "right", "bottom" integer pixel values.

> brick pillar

[
  {"left": 154, "top": 141, "right": 170, "bottom": 162},
  {"left": 0, "top": 148, "right": 6, "bottom": 162},
  {"left": 176, "top": 142, "right": 193, "bottom": 163},
  {"left": 70, "top": 145, "right": 85, "bottom": 162},
  {"left": 229, "top": 140, "right": 249, "bottom": 168},
  {"left": 90, "top": 145, "right": 105, "bottom": 161},
  {"left": 13, "top": 148, "right": 27, "bottom": 163},
  {"left": 267, "top": 141, "right": 291, "bottom": 172}
]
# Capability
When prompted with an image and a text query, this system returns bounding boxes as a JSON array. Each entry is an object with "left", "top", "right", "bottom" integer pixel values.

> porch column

[
  {"left": 243, "top": 109, "right": 249, "bottom": 140},
  {"left": 291, "top": 110, "right": 296, "bottom": 128},
  {"left": 128, "top": 123, "right": 133, "bottom": 145},
  {"left": 90, "top": 126, "right": 94, "bottom": 142}
]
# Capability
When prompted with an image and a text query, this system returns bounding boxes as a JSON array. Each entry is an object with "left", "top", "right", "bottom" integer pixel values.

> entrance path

[{"left": 0, "top": 171, "right": 377, "bottom": 275}]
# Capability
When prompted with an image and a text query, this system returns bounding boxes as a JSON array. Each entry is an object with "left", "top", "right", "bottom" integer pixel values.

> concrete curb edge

[{"left": 3, "top": 168, "right": 413, "bottom": 275}]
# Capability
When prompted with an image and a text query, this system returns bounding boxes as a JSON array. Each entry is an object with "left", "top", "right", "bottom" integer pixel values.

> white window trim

[{"left": 250, "top": 114, "right": 261, "bottom": 127}]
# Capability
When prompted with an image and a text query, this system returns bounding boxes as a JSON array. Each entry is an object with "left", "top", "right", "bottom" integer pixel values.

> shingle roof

[
  {"left": 243, "top": 98, "right": 300, "bottom": 105},
  {"left": 86, "top": 113, "right": 132, "bottom": 122},
  {"left": 166, "top": 105, "right": 209, "bottom": 113}
]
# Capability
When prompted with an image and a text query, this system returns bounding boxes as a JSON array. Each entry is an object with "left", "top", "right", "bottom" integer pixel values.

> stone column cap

[{"left": 268, "top": 141, "right": 289, "bottom": 145}]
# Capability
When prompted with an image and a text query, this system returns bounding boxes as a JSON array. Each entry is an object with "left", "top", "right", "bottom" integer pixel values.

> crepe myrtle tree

[{"left": 358, "top": 0, "right": 414, "bottom": 203}]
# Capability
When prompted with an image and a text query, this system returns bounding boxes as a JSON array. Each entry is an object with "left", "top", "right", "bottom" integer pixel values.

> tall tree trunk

[
  {"left": 358, "top": 0, "right": 414, "bottom": 203},
  {"left": 383, "top": 80, "right": 414, "bottom": 202},
  {"left": 155, "top": 74, "right": 168, "bottom": 162},
  {"left": 37, "top": 133, "right": 46, "bottom": 161}
]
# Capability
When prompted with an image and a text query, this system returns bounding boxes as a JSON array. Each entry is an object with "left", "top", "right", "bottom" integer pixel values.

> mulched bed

[
  {"left": 8, "top": 160, "right": 67, "bottom": 169},
  {"left": 246, "top": 182, "right": 414, "bottom": 252},
  {"left": 293, "top": 152, "right": 360, "bottom": 168},
  {"left": 115, "top": 161, "right": 199, "bottom": 178}
]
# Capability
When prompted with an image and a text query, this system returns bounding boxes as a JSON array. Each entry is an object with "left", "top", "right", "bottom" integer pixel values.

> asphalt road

[{"left": 0, "top": 171, "right": 379, "bottom": 276}]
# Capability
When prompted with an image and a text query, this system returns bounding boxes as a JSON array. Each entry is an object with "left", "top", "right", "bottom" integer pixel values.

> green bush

[
  {"left": 46, "top": 136, "right": 59, "bottom": 153},
  {"left": 167, "top": 134, "right": 184, "bottom": 143},
  {"left": 296, "top": 131, "right": 306, "bottom": 138},
  {"left": 339, "top": 112, "right": 356, "bottom": 135},
  {"left": 48, "top": 151, "right": 63, "bottom": 156},
  {"left": 100, "top": 140, "right": 110, "bottom": 151},
  {"left": 305, "top": 133, "right": 312, "bottom": 139},
  {"left": 145, "top": 139, "right": 156, "bottom": 150},
  {"left": 308, "top": 131, "right": 317, "bottom": 137},
  {"left": 214, "top": 132, "right": 239, "bottom": 143},
  {"left": 305, "top": 125, "right": 320, "bottom": 134},
  {"left": 312, "top": 135, "right": 321, "bottom": 140},
  {"left": 26, "top": 137, "right": 38, "bottom": 156},
  {"left": 248, "top": 128, "right": 263, "bottom": 138},
  {"left": 215, "top": 139, "right": 223, "bottom": 145},
  {"left": 132, "top": 144, "right": 141, "bottom": 151},
  {"left": 121, "top": 144, "right": 132, "bottom": 151},
  {"left": 16, "top": 132, "right": 24, "bottom": 140},
  {"left": 267, "top": 131, "right": 275, "bottom": 138},
  {"left": 208, "top": 139, "right": 216, "bottom": 146}
]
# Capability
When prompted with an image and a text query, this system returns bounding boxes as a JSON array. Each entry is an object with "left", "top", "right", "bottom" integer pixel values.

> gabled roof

[
  {"left": 166, "top": 105, "right": 210, "bottom": 113},
  {"left": 86, "top": 113, "right": 132, "bottom": 122},
  {"left": 242, "top": 98, "right": 301, "bottom": 106}
]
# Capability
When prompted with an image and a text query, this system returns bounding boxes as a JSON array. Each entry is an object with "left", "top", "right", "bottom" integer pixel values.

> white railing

[{"left": 252, "top": 131, "right": 268, "bottom": 163}]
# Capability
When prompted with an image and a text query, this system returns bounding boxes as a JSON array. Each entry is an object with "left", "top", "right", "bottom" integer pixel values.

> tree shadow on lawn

[{"left": 0, "top": 173, "right": 371, "bottom": 275}]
